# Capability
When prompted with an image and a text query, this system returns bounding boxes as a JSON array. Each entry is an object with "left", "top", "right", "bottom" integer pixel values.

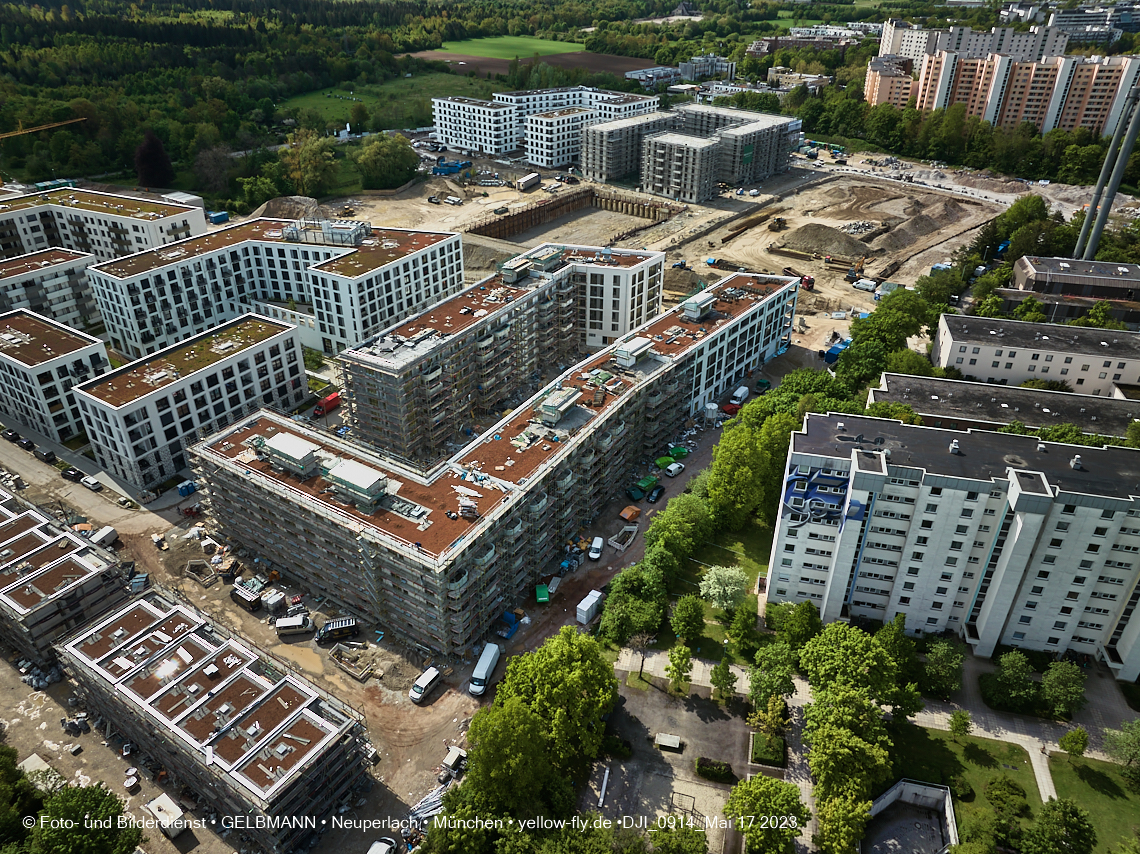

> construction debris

[{"left": 839, "top": 220, "right": 876, "bottom": 235}]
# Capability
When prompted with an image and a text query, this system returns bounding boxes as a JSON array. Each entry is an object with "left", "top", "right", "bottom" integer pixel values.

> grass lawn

[
  {"left": 885, "top": 722, "right": 1040, "bottom": 826},
  {"left": 625, "top": 671, "right": 653, "bottom": 691},
  {"left": 438, "top": 36, "right": 585, "bottom": 58},
  {"left": 62, "top": 434, "right": 89, "bottom": 451},
  {"left": 1050, "top": 754, "right": 1140, "bottom": 854},
  {"left": 281, "top": 73, "right": 499, "bottom": 127}
]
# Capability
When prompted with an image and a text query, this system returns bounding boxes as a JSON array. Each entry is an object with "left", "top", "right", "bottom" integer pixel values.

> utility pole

[{"left": 1075, "top": 85, "right": 1140, "bottom": 260}]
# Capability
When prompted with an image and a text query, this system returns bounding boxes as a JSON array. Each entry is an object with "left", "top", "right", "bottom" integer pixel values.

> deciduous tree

[
  {"left": 699, "top": 565, "right": 749, "bottom": 613},
  {"left": 671, "top": 595, "right": 706, "bottom": 646},
  {"left": 749, "top": 641, "right": 797, "bottom": 707},
  {"left": 278, "top": 128, "right": 338, "bottom": 197},
  {"left": 923, "top": 640, "right": 965, "bottom": 698},
  {"left": 666, "top": 643, "right": 693, "bottom": 692},
  {"left": 950, "top": 710, "right": 973, "bottom": 741},
  {"left": 723, "top": 776, "right": 809, "bottom": 854},
  {"left": 1042, "top": 661, "right": 1087, "bottom": 716},
  {"left": 1021, "top": 798, "right": 1097, "bottom": 854},
  {"left": 1104, "top": 718, "right": 1140, "bottom": 788},
  {"left": 134, "top": 130, "right": 174, "bottom": 187},
  {"left": 778, "top": 600, "right": 821, "bottom": 651},
  {"left": 354, "top": 133, "right": 420, "bottom": 189},
  {"left": 710, "top": 655, "right": 738, "bottom": 700},
  {"left": 706, "top": 423, "right": 763, "bottom": 531},
  {"left": 29, "top": 783, "right": 142, "bottom": 854},
  {"left": 814, "top": 792, "right": 871, "bottom": 854},
  {"left": 992, "top": 650, "right": 1038, "bottom": 711},
  {"left": 1059, "top": 727, "right": 1089, "bottom": 761}
]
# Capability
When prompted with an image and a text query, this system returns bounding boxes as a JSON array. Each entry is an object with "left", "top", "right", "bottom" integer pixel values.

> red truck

[
  {"left": 313, "top": 392, "right": 340, "bottom": 417},
  {"left": 782, "top": 266, "right": 815, "bottom": 290}
]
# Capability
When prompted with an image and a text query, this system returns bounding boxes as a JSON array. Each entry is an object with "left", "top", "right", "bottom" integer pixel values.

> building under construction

[
  {"left": 191, "top": 273, "right": 798, "bottom": 657},
  {"left": 641, "top": 133, "right": 721, "bottom": 203},
  {"left": 337, "top": 244, "right": 665, "bottom": 468},
  {"left": 582, "top": 112, "right": 682, "bottom": 183},
  {"left": 57, "top": 592, "right": 368, "bottom": 854}
]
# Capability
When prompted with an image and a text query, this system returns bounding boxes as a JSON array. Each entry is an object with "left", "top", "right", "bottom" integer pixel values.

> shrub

[
  {"left": 695, "top": 757, "right": 736, "bottom": 783},
  {"left": 750, "top": 733, "right": 786, "bottom": 767},
  {"left": 949, "top": 774, "right": 974, "bottom": 801},
  {"left": 984, "top": 774, "right": 1029, "bottom": 817}
]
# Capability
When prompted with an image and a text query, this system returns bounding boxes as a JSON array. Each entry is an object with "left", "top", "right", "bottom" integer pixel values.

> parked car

[
  {"left": 1, "top": 429, "right": 18, "bottom": 442},
  {"left": 61, "top": 467, "right": 83, "bottom": 482},
  {"left": 647, "top": 485, "right": 665, "bottom": 503},
  {"left": 588, "top": 536, "right": 604, "bottom": 560},
  {"left": 16, "top": 438, "right": 35, "bottom": 451},
  {"left": 80, "top": 476, "right": 103, "bottom": 491},
  {"left": 367, "top": 841, "right": 398, "bottom": 854},
  {"left": 664, "top": 462, "right": 685, "bottom": 477}
]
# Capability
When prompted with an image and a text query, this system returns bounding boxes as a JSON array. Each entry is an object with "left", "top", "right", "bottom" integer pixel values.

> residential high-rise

[
  {"left": 880, "top": 21, "right": 1069, "bottom": 61},
  {"left": 641, "top": 133, "right": 720, "bottom": 203},
  {"left": 0, "top": 248, "right": 97, "bottom": 327},
  {"left": 865, "top": 56, "right": 919, "bottom": 108},
  {"left": 767, "top": 412, "right": 1140, "bottom": 682}
]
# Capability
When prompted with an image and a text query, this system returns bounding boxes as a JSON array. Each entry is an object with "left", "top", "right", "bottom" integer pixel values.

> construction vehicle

[
  {"left": 782, "top": 266, "right": 815, "bottom": 290},
  {"left": 768, "top": 217, "right": 787, "bottom": 231},
  {"left": 339, "top": 206, "right": 355, "bottom": 216},
  {"left": 431, "top": 159, "right": 472, "bottom": 176},
  {"left": 845, "top": 255, "right": 867, "bottom": 282},
  {"left": 428, "top": 196, "right": 441, "bottom": 204},
  {"left": 706, "top": 258, "right": 746, "bottom": 272},
  {"left": 671, "top": 260, "right": 688, "bottom": 269}
]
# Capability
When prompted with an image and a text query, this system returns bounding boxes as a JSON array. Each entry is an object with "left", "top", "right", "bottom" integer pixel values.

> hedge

[{"left": 695, "top": 757, "right": 736, "bottom": 783}]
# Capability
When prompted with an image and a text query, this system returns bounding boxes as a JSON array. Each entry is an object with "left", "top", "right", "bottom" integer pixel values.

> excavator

[{"left": 845, "top": 255, "right": 867, "bottom": 283}]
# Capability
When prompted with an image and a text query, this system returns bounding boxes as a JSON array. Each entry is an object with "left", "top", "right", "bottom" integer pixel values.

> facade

[
  {"left": 0, "top": 491, "right": 126, "bottom": 664},
  {"left": 868, "top": 372, "right": 1140, "bottom": 437},
  {"left": 880, "top": 20, "right": 1069, "bottom": 60},
  {"left": 582, "top": 112, "right": 683, "bottom": 183},
  {"left": 0, "top": 188, "right": 206, "bottom": 263},
  {"left": 192, "top": 273, "right": 798, "bottom": 656},
  {"left": 768, "top": 412, "right": 1140, "bottom": 682},
  {"left": 748, "top": 36, "right": 859, "bottom": 57},
  {"left": 87, "top": 218, "right": 463, "bottom": 358},
  {"left": 0, "top": 309, "right": 109, "bottom": 443},
  {"left": 339, "top": 244, "right": 665, "bottom": 465},
  {"left": 75, "top": 315, "right": 304, "bottom": 491},
  {"left": 625, "top": 67, "right": 684, "bottom": 90},
  {"left": 1013, "top": 255, "right": 1140, "bottom": 299},
  {"left": 866, "top": 56, "right": 919, "bottom": 107},
  {"left": 674, "top": 103, "right": 803, "bottom": 187},
  {"left": 641, "top": 133, "right": 720, "bottom": 203},
  {"left": 525, "top": 108, "right": 592, "bottom": 168},
  {"left": 933, "top": 314, "right": 1140, "bottom": 395},
  {"left": 57, "top": 592, "right": 368, "bottom": 854},
  {"left": 0, "top": 248, "right": 97, "bottom": 327},
  {"left": 1050, "top": 5, "right": 1140, "bottom": 41},
  {"left": 679, "top": 54, "right": 737, "bottom": 82},
  {"left": 767, "top": 67, "right": 833, "bottom": 93},
  {"left": 431, "top": 97, "right": 516, "bottom": 155},
  {"left": 1002, "top": 2, "right": 1047, "bottom": 23}
]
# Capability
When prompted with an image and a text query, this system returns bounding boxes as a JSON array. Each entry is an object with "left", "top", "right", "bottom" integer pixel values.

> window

[
  {"left": 921, "top": 520, "right": 933, "bottom": 529},
  {"left": 927, "top": 617, "right": 939, "bottom": 625},
  {"left": 1012, "top": 632, "right": 1026, "bottom": 640},
  {"left": 1087, "top": 544, "right": 1100, "bottom": 553},
  {"left": 912, "top": 552, "right": 925, "bottom": 560},
  {"left": 903, "top": 582, "right": 915, "bottom": 590},
  {"left": 956, "top": 524, "right": 969, "bottom": 534},
  {"left": 945, "top": 557, "right": 958, "bottom": 566},
  {"left": 1031, "top": 585, "right": 1043, "bottom": 595},
  {"left": 1047, "top": 637, "right": 1060, "bottom": 646},
  {"left": 907, "top": 567, "right": 920, "bottom": 576},
  {"left": 925, "top": 503, "right": 938, "bottom": 513},
  {"left": 1025, "top": 601, "right": 1038, "bottom": 610},
  {"left": 930, "top": 487, "right": 943, "bottom": 496},
  {"left": 916, "top": 536, "right": 929, "bottom": 546},
  {"left": 1095, "top": 527, "right": 1108, "bottom": 537},
  {"left": 950, "top": 540, "right": 963, "bottom": 551},
  {"left": 899, "top": 597, "right": 911, "bottom": 605},
  {"left": 1038, "top": 571, "right": 1050, "bottom": 580},
  {"left": 1019, "top": 616, "right": 1032, "bottom": 624},
  {"left": 961, "top": 509, "right": 974, "bottom": 518},
  {"left": 936, "top": 586, "right": 948, "bottom": 595},
  {"left": 1056, "top": 522, "right": 1069, "bottom": 531},
  {"left": 1074, "top": 576, "right": 1086, "bottom": 585}
]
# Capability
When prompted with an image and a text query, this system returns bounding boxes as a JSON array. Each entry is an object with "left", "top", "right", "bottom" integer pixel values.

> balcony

[
  {"left": 556, "top": 470, "right": 574, "bottom": 490},
  {"left": 504, "top": 519, "right": 524, "bottom": 538},
  {"left": 474, "top": 544, "right": 496, "bottom": 567},
  {"left": 597, "top": 432, "right": 614, "bottom": 451},
  {"left": 529, "top": 494, "right": 549, "bottom": 515}
]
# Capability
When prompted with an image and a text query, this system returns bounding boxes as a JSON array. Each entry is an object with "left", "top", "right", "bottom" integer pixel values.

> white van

[
  {"left": 588, "top": 536, "right": 604, "bottom": 560},
  {"left": 275, "top": 615, "right": 314, "bottom": 637},
  {"left": 410, "top": 666, "right": 442, "bottom": 704},
  {"left": 730, "top": 386, "right": 750, "bottom": 405},
  {"left": 469, "top": 642, "right": 501, "bottom": 696}
]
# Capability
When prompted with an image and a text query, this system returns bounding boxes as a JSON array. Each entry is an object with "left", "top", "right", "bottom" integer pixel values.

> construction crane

[{"left": 0, "top": 117, "right": 87, "bottom": 142}]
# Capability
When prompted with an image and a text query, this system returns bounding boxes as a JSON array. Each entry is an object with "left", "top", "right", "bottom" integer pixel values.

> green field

[
  {"left": 280, "top": 73, "right": 500, "bottom": 127},
  {"left": 1050, "top": 754, "right": 1140, "bottom": 854},
  {"left": 439, "top": 35, "right": 584, "bottom": 58}
]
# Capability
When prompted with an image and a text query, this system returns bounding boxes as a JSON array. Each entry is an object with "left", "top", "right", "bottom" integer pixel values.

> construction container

[{"left": 576, "top": 590, "right": 603, "bottom": 624}]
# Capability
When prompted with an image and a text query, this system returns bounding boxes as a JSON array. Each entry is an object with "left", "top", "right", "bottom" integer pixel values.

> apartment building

[
  {"left": 1050, "top": 4, "right": 1140, "bottom": 41},
  {"left": 86, "top": 218, "right": 464, "bottom": 358},
  {"left": 748, "top": 36, "right": 860, "bottom": 57},
  {"left": 868, "top": 372, "right": 1140, "bottom": 437},
  {"left": 525, "top": 108, "right": 592, "bottom": 168},
  {"left": 431, "top": 97, "right": 517, "bottom": 155},
  {"left": 0, "top": 491, "right": 126, "bottom": 664},
  {"left": 866, "top": 56, "right": 919, "bottom": 107},
  {"left": 1002, "top": 2, "right": 1046, "bottom": 24},
  {"left": 0, "top": 309, "right": 109, "bottom": 443},
  {"left": 0, "top": 248, "right": 97, "bottom": 327},
  {"left": 75, "top": 315, "right": 303, "bottom": 491},
  {"left": 880, "top": 20, "right": 1069, "bottom": 60},
  {"left": 768, "top": 412, "right": 1140, "bottom": 682},
  {"left": 339, "top": 244, "right": 665, "bottom": 466},
  {"left": 192, "top": 273, "right": 797, "bottom": 656},
  {"left": 641, "top": 133, "right": 720, "bottom": 203},
  {"left": 494, "top": 86, "right": 659, "bottom": 149},
  {"left": 679, "top": 54, "right": 737, "bottom": 81},
  {"left": 1013, "top": 255, "right": 1140, "bottom": 298},
  {"left": 933, "top": 314, "right": 1140, "bottom": 395},
  {"left": 57, "top": 592, "right": 368, "bottom": 854},
  {"left": 0, "top": 188, "right": 205, "bottom": 262},
  {"left": 581, "top": 112, "right": 683, "bottom": 183}
]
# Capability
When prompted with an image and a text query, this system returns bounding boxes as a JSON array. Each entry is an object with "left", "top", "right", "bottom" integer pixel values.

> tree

[
  {"left": 671, "top": 595, "right": 706, "bottom": 646},
  {"left": 1059, "top": 727, "right": 1089, "bottom": 762},
  {"left": 465, "top": 697, "right": 572, "bottom": 819},
  {"left": 193, "top": 145, "right": 231, "bottom": 195},
  {"left": 730, "top": 595, "right": 759, "bottom": 654},
  {"left": 800, "top": 622, "right": 897, "bottom": 700},
  {"left": 755, "top": 411, "right": 800, "bottom": 526},
  {"left": 629, "top": 632, "right": 654, "bottom": 678},
  {"left": 649, "top": 823, "right": 708, "bottom": 854},
  {"left": 723, "top": 776, "right": 809, "bottom": 854},
  {"left": 749, "top": 641, "right": 797, "bottom": 707},
  {"left": 710, "top": 655, "right": 738, "bottom": 700},
  {"left": 749, "top": 694, "right": 791, "bottom": 739},
  {"left": 1111, "top": 830, "right": 1140, "bottom": 854},
  {"left": 666, "top": 643, "right": 693, "bottom": 692},
  {"left": 599, "top": 595, "right": 665, "bottom": 646},
  {"left": 355, "top": 133, "right": 420, "bottom": 189},
  {"left": 238, "top": 175, "right": 279, "bottom": 209},
  {"left": 1021, "top": 798, "right": 1097, "bottom": 854},
  {"left": 1021, "top": 378, "right": 1073, "bottom": 392},
  {"left": 1067, "top": 300, "right": 1127, "bottom": 330},
  {"left": 884, "top": 348, "right": 935, "bottom": 377},
  {"left": 974, "top": 293, "right": 1006, "bottom": 317},
  {"left": 278, "top": 128, "right": 338, "bottom": 197},
  {"left": 349, "top": 101, "right": 370, "bottom": 131},
  {"left": 420, "top": 785, "right": 498, "bottom": 854},
  {"left": 699, "top": 565, "right": 749, "bottom": 613},
  {"left": 495, "top": 626, "right": 617, "bottom": 776},
  {"left": 1041, "top": 661, "right": 1087, "bottom": 716},
  {"left": 778, "top": 600, "right": 821, "bottom": 651},
  {"left": 993, "top": 650, "right": 1039, "bottom": 710},
  {"left": 134, "top": 130, "right": 174, "bottom": 187},
  {"left": 808, "top": 723, "right": 893, "bottom": 802},
  {"left": 923, "top": 640, "right": 965, "bottom": 698},
  {"left": 1103, "top": 718, "right": 1140, "bottom": 788},
  {"left": 949, "top": 710, "right": 973, "bottom": 741},
  {"left": 0, "top": 743, "right": 42, "bottom": 845},
  {"left": 875, "top": 613, "right": 921, "bottom": 688},
  {"left": 1013, "top": 297, "right": 1047, "bottom": 323},
  {"left": 706, "top": 423, "right": 763, "bottom": 531},
  {"left": 29, "top": 784, "right": 142, "bottom": 854},
  {"left": 814, "top": 792, "right": 871, "bottom": 854}
]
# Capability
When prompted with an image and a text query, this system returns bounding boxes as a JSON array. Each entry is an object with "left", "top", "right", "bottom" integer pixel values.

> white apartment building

[
  {"left": 934, "top": 314, "right": 1140, "bottom": 395},
  {"left": 431, "top": 97, "right": 517, "bottom": 155},
  {"left": 75, "top": 314, "right": 303, "bottom": 491},
  {"left": 768, "top": 412, "right": 1140, "bottom": 682},
  {"left": 0, "top": 309, "right": 109, "bottom": 443},
  {"left": 0, "top": 248, "right": 97, "bottom": 328},
  {"left": 880, "top": 20, "right": 1069, "bottom": 60},
  {"left": 526, "top": 108, "right": 593, "bottom": 169},
  {"left": 493, "top": 86, "right": 659, "bottom": 150},
  {"left": 0, "top": 188, "right": 205, "bottom": 262},
  {"left": 86, "top": 218, "right": 463, "bottom": 358},
  {"left": 679, "top": 54, "right": 737, "bottom": 81}
]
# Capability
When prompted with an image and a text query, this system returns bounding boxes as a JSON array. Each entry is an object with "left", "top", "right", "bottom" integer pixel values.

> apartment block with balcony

[
  {"left": 525, "top": 108, "right": 592, "bottom": 168},
  {"left": 866, "top": 56, "right": 919, "bottom": 107},
  {"left": 0, "top": 308, "right": 109, "bottom": 443},
  {"left": 768, "top": 412, "right": 1140, "bottom": 682},
  {"left": 0, "top": 248, "right": 97, "bottom": 328},
  {"left": 880, "top": 20, "right": 1068, "bottom": 60},
  {"left": 57, "top": 592, "right": 368, "bottom": 854},
  {"left": 75, "top": 314, "right": 304, "bottom": 491},
  {"left": 641, "top": 133, "right": 719, "bottom": 204},
  {"left": 192, "top": 273, "right": 798, "bottom": 657},
  {"left": 581, "top": 112, "right": 683, "bottom": 183},
  {"left": 431, "top": 97, "right": 517, "bottom": 155}
]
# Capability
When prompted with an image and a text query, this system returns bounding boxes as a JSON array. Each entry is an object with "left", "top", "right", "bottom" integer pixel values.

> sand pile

[
  {"left": 783, "top": 223, "right": 870, "bottom": 257},
  {"left": 251, "top": 195, "right": 334, "bottom": 220},
  {"left": 665, "top": 266, "right": 716, "bottom": 294},
  {"left": 875, "top": 214, "right": 942, "bottom": 251},
  {"left": 464, "top": 242, "right": 514, "bottom": 272},
  {"left": 958, "top": 172, "right": 1029, "bottom": 195}
]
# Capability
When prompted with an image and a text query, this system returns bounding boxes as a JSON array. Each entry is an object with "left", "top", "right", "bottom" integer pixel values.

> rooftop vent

[
  {"left": 1070, "top": 454, "right": 1082, "bottom": 470},
  {"left": 1037, "top": 443, "right": 1046, "bottom": 452},
  {"left": 949, "top": 439, "right": 961, "bottom": 455},
  {"left": 837, "top": 422, "right": 845, "bottom": 432}
]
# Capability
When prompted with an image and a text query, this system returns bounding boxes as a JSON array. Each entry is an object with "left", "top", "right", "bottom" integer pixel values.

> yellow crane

[{"left": 0, "top": 117, "right": 87, "bottom": 141}]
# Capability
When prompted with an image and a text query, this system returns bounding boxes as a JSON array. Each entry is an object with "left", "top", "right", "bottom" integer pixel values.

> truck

[
  {"left": 517, "top": 172, "right": 541, "bottom": 191},
  {"left": 313, "top": 392, "right": 340, "bottom": 417},
  {"left": 782, "top": 266, "right": 815, "bottom": 290},
  {"left": 431, "top": 159, "right": 472, "bottom": 176},
  {"left": 91, "top": 526, "right": 118, "bottom": 547}
]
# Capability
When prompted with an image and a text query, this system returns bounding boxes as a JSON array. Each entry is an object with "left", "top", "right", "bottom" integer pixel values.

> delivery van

[
  {"left": 469, "top": 643, "right": 501, "bottom": 696},
  {"left": 730, "top": 386, "right": 750, "bottom": 405},
  {"left": 275, "top": 614, "right": 314, "bottom": 637}
]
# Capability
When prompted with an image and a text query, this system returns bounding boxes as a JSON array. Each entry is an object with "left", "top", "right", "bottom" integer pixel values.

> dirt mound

[
  {"left": 783, "top": 223, "right": 871, "bottom": 257},
  {"left": 665, "top": 266, "right": 716, "bottom": 295},
  {"left": 464, "top": 242, "right": 514, "bottom": 273},
  {"left": 250, "top": 195, "right": 335, "bottom": 220},
  {"left": 874, "top": 214, "right": 943, "bottom": 251},
  {"left": 958, "top": 172, "right": 1029, "bottom": 195}
]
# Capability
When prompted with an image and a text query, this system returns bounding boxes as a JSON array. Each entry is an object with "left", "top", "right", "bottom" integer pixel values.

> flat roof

[
  {"left": 794, "top": 412, "right": 1140, "bottom": 502},
  {"left": 435, "top": 97, "right": 514, "bottom": 110},
  {"left": 0, "top": 248, "right": 92, "bottom": 280},
  {"left": 62, "top": 594, "right": 357, "bottom": 804},
  {"left": 648, "top": 132, "right": 720, "bottom": 149},
  {"left": 310, "top": 229, "right": 454, "bottom": 279},
  {"left": 0, "top": 188, "right": 196, "bottom": 219},
  {"left": 78, "top": 315, "right": 292, "bottom": 408},
  {"left": 1019, "top": 256, "right": 1140, "bottom": 279},
  {"left": 940, "top": 314, "right": 1140, "bottom": 360},
  {"left": 586, "top": 112, "right": 679, "bottom": 132},
  {"left": 675, "top": 102, "right": 801, "bottom": 128},
  {"left": 870, "top": 373, "right": 1140, "bottom": 437},
  {"left": 530, "top": 107, "right": 592, "bottom": 119},
  {"left": 0, "top": 309, "right": 104, "bottom": 367}
]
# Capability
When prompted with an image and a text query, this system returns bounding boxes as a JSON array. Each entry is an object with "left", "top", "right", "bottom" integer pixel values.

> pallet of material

[{"left": 330, "top": 644, "right": 374, "bottom": 681}]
